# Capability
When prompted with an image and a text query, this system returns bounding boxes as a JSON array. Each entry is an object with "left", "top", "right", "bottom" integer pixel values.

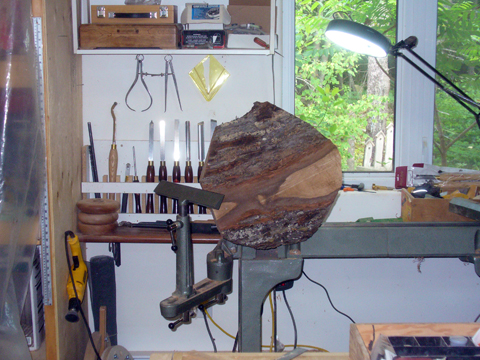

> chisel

[
  {"left": 146, "top": 121, "right": 155, "bottom": 213},
  {"left": 172, "top": 119, "right": 181, "bottom": 214},
  {"left": 121, "top": 163, "right": 130, "bottom": 213},
  {"left": 159, "top": 120, "right": 168, "bottom": 213},
  {"left": 87, "top": 122, "right": 101, "bottom": 198},
  {"left": 197, "top": 122, "right": 206, "bottom": 214},
  {"left": 184, "top": 121, "right": 194, "bottom": 214},
  {"left": 132, "top": 146, "right": 141, "bottom": 213},
  {"left": 113, "top": 162, "right": 129, "bottom": 267},
  {"left": 109, "top": 102, "right": 118, "bottom": 200}
]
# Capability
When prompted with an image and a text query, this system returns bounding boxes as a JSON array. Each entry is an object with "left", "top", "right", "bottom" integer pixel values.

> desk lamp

[{"left": 325, "top": 19, "right": 480, "bottom": 130}]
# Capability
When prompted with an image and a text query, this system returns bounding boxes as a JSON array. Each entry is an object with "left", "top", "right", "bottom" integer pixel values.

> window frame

[{"left": 282, "top": 0, "right": 438, "bottom": 187}]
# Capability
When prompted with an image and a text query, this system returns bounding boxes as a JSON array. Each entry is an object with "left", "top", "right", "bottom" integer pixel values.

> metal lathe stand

[{"left": 235, "top": 221, "right": 480, "bottom": 352}]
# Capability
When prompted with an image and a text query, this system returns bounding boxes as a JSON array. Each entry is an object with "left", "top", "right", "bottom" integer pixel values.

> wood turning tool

[
  {"left": 184, "top": 121, "right": 194, "bottom": 214},
  {"left": 197, "top": 121, "right": 206, "bottom": 214},
  {"left": 109, "top": 102, "right": 118, "bottom": 200},
  {"left": 132, "top": 146, "right": 142, "bottom": 213},
  {"left": 172, "top": 119, "right": 181, "bottom": 213},
  {"left": 159, "top": 120, "right": 168, "bottom": 213},
  {"left": 146, "top": 121, "right": 155, "bottom": 213}
]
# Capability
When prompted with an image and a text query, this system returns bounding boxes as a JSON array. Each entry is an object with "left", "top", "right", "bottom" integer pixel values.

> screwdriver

[
  {"left": 132, "top": 146, "right": 141, "bottom": 213},
  {"left": 109, "top": 102, "right": 118, "bottom": 200},
  {"left": 184, "top": 121, "right": 194, "bottom": 214}
]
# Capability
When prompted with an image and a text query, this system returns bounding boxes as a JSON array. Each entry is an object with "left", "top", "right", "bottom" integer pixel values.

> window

[
  {"left": 295, "top": 1, "right": 397, "bottom": 172},
  {"left": 433, "top": 1, "right": 480, "bottom": 170},
  {"left": 283, "top": 1, "right": 476, "bottom": 185}
]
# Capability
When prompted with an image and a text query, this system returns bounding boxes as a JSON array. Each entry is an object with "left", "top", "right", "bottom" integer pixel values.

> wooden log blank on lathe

[{"left": 200, "top": 101, "right": 342, "bottom": 250}]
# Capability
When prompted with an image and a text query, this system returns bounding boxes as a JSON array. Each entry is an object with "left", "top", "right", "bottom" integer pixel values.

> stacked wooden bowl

[{"left": 77, "top": 198, "right": 120, "bottom": 235}]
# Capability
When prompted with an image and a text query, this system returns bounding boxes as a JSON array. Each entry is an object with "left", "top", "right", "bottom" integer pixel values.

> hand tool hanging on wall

[
  {"left": 125, "top": 55, "right": 153, "bottom": 112},
  {"left": 146, "top": 121, "right": 155, "bottom": 213},
  {"left": 132, "top": 146, "right": 142, "bottom": 213},
  {"left": 197, "top": 122, "right": 206, "bottom": 214},
  {"left": 159, "top": 120, "right": 168, "bottom": 213},
  {"left": 164, "top": 55, "right": 182, "bottom": 112},
  {"left": 109, "top": 102, "right": 119, "bottom": 200},
  {"left": 172, "top": 119, "right": 181, "bottom": 213},
  {"left": 87, "top": 122, "right": 101, "bottom": 198},
  {"left": 184, "top": 121, "right": 194, "bottom": 214},
  {"left": 124, "top": 54, "right": 182, "bottom": 113}
]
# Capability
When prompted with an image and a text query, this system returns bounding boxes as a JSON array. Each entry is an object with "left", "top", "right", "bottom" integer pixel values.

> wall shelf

[{"left": 71, "top": 0, "right": 276, "bottom": 56}]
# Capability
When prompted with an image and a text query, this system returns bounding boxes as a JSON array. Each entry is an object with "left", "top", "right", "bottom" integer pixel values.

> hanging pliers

[{"left": 125, "top": 54, "right": 153, "bottom": 112}]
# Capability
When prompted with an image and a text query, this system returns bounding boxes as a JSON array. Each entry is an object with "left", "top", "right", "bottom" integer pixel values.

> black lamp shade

[{"left": 325, "top": 19, "right": 392, "bottom": 57}]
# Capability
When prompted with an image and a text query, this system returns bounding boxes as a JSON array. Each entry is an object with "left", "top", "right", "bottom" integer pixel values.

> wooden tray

[
  {"left": 401, "top": 188, "right": 472, "bottom": 222},
  {"left": 350, "top": 323, "right": 480, "bottom": 360},
  {"left": 79, "top": 24, "right": 182, "bottom": 49}
]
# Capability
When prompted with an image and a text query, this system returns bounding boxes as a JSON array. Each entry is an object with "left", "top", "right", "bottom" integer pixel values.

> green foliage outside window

[{"left": 295, "top": 0, "right": 480, "bottom": 171}]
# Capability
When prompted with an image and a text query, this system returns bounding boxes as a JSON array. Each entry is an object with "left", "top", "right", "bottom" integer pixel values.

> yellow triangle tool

[{"left": 189, "top": 55, "right": 230, "bottom": 102}]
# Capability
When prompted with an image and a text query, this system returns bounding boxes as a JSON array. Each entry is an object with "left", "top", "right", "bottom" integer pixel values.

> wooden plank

[
  {"left": 42, "top": 0, "right": 86, "bottom": 358},
  {"left": 349, "top": 324, "right": 370, "bottom": 360},
  {"left": 150, "top": 352, "right": 350, "bottom": 360},
  {"left": 350, "top": 323, "right": 480, "bottom": 360}
]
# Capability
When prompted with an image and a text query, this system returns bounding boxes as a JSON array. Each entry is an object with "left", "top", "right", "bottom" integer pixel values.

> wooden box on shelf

[{"left": 78, "top": 24, "right": 182, "bottom": 49}]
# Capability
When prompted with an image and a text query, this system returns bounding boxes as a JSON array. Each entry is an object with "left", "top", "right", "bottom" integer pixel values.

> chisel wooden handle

[
  {"left": 146, "top": 161, "right": 155, "bottom": 213},
  {"left": 172, "top": 161, "right": 181, "bottom": 214},
  {"left": 184, "top": 161, "right": 194, "bottom": 214},
  {"left": 197, "top": 161, "right": 206, "bottom": 214},
  {"left": 159, "top": 161, "right": 168, "bottom": 213},
  {"left": 133, "top": 176, "right": 142, "bottom": 213},
  {"left": 108, "top": 145, "right": 118, "bottom": 200}
]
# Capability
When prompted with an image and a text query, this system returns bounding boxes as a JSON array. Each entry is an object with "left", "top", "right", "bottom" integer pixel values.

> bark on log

[{"left": 200, "top": 102, "right": 342, "bottom": 249}]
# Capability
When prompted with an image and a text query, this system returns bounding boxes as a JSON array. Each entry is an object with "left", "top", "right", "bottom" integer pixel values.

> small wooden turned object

[{"left": 200, "top": 101, "right": 342, "bottom": 249}]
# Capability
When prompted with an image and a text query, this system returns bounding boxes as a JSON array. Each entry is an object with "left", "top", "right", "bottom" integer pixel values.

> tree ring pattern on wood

[{"left": 200, "top": 101, "right": 342, "bottom": 249}]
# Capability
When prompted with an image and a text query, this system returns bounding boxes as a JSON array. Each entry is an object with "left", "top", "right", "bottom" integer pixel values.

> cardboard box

[
  {"left": 401, "top": 188, "right": 472, "bottom": 222},
  {"left": 79, "top": 24, "right": 181, "bottom": 49},
  {"left": 226, "top": 0, "right": 272, "bottom": 49}
]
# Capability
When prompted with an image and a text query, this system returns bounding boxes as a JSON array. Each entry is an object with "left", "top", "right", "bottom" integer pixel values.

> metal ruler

[{"left": 33, "top": 17, "right": 53, "bottom": 306}]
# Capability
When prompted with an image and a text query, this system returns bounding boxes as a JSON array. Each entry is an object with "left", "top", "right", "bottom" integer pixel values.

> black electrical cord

[
  {"left": 199, "top": 306, "right": 217, "bottom": 353},
  {"left": 232, "top": 332, "right": 239, "bottom": 352},
  {"left": 474, "top": 313, "right": 480, "bottom": 322},
  {"left": 302, "top": 270, "right": 356, "bottom": 324},
  {"left": 282, "top": 290, "right": 298, "bottom": 349},
  {"left": 65, "top": 231, "right": 102, "bottom": 360}
]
